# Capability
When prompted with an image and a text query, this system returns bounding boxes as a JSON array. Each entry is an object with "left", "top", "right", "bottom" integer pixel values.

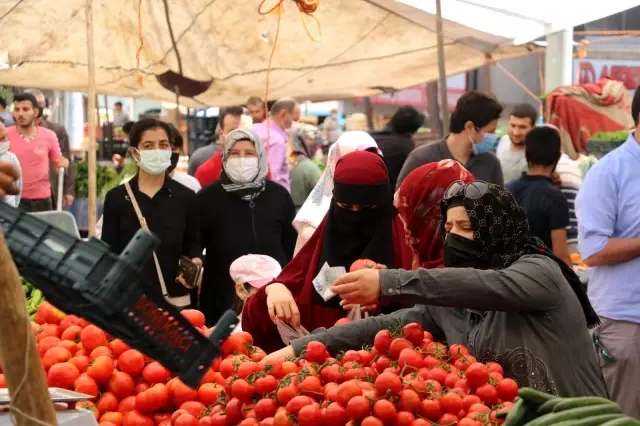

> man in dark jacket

[
  {"left": 25, "top": 89, "right": 75, "bottom": 209},
  {"left": 370, "top": 106, "right": 424, "bottom": 189}
]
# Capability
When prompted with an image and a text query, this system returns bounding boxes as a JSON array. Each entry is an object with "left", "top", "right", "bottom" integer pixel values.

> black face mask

[
  {"left": 168, "top": 152, "right": 180, "bottom": 173},
  {"left": 443, "top": 233, "right": 489, "bottom": 269}
]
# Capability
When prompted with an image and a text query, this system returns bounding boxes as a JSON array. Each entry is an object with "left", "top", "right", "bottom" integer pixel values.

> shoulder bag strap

[{"left": 124, "top": 182, "right": 170, "bottom": 298}]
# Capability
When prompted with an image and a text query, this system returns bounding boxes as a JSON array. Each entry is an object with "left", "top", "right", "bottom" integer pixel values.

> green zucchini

[
  {"left": 519, "top": 387, "right": 557, "bottom": 406},
  {"left": 523, "top": 404, "right": 622, "bottom": 426},
  {"left": 600, "top": 417, "right": 640, "bottom": 426},
  {"left": 552, "top": 397, "right": 618, "bottom": 412}
]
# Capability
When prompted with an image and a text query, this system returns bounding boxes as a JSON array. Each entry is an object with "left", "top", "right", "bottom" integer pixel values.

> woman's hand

[
  {"left": 265, "top": 345, "right": 295, "bottom": 361},
  {"left": 332, "top": 269, "right": 381, "bottom": 306},
  {"left": 266, "top": 283, "right": 301, "bottom": 328},
  {"left": 0, "top": 162, "right": 19, "bottom": 199}
]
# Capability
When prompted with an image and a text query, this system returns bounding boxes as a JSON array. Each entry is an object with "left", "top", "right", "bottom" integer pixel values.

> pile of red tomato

[{"left": 0, "top": 301, "right": 518, "bottom": 426}]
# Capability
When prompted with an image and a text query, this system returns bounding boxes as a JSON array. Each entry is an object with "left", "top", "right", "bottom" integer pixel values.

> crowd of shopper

[{"left": 0, "top": 87, "right": 638, "bottom": 417}]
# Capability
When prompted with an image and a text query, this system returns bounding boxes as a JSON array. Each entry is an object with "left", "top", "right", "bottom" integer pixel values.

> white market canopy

[{"left": 0, "top": 0, "right": 631, "bottom": 107}]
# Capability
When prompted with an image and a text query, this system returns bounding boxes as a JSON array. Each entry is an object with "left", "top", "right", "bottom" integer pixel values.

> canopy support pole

[
  {"left": 435, "top": 0, "right": 449, "bottom": 132},
  {"left": 86, "top": 0, "right": 97, "bottom": 236},
  {"left": 495, "top": 62, "right": 544, "bottom": 120},
  {"left": 0, "top": 231, "right": 58, "bottom": 425}
]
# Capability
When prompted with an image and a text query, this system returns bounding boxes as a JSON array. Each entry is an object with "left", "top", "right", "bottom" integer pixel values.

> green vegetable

[
  {"left": 552, "top": 414, "right": 625, "bottom": 426},
  {"left": 600, "top": 417, "right": 640, "bottom": 426},
  {"left": 538, "top": 398, "right": 564, "bottom": 413},
  {"left": 518, "top": 388, "right": 556, "bottom": 406},
  {"left": 523, "top": 405, "right": 622, "bottom": 426},
  {"left": 590, "top": 131, "right": 629, "bottom": 142},
  {"left": 74, "top": 161, "right": 119, "bottom": 200},
  {"left": 504, "top": 398, "right": 540, "bottom": 426},
  {"left": 552, "top": 397, "right": 617, "bottom": 412}
]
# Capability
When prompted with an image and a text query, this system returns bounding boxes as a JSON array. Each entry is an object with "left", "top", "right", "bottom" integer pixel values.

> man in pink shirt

[
  {"left": 252, "top": 97, "right": 300, "bottom": 191},
  {"left": 8, "top": 92, "right": 68, "bottom": 212}
]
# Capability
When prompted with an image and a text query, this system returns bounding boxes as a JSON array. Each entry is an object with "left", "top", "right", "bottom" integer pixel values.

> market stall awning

[
  {"left": 0, "top": 0, "right": 542, "bottom": 107},
  {"left": 397, "top": 0, "right": 640, "bottom": 45}
]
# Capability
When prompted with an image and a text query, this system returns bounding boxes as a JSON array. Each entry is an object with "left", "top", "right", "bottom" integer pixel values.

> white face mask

[
  {"left": 225, "top": 158, "right": 259, "bottom": 183},
  {"left": 0, "top": 141, "right": 9, "bottom": 155},
  {"left": 135, "top": 149, "right": 172, "bottom": 175}
]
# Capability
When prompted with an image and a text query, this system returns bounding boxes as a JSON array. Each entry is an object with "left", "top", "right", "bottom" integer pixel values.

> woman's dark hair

[
  {"left": 122, "top": 121, "right": 135, "bottom": 135},
  {"left": 129, "top": 118, "right": 173, "bottom": 148},
  {"left": 525, "top": 126, "right": 561, "bottom": 167},
  {"left": 389, "top": 106, "right": 425, "bottom": 134},
  {"left": 167, "top": 123, "right": 184, "bottom": 148},
  {"left": 510, "top": 103, "right": 538, "bottom": 126},
  {"left": 632, "top": 85, "right": 640, "bottom": 126},
  {"left": 449, "top": 91, "right": 503, "bottom": 133},
  {"left": 13, "top": 93, "right": 39, "bottom": 111}
]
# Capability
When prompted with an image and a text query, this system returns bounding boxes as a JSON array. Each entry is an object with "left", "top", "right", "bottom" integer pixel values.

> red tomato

[
  {"left": 180, "top": 401, "right": 207, "bottom": 418},
  {"left": 118, "top": 350, "right": 145, "bottom": 377},
  {"left": 388, "top": 338, "right": 413, "bottom": 359},
  {"left": 419, "top": 399, "right": 442, "bottom": 420},
  {"left": 169, "top": 379, "right": 198, "bottom": 406},
  {"left": 334, "top": 318, "right": 352, "bottom": 326},
  {"left": 89, "top": 346, "right": 112, "bottom": 361},
  {"left": 448, "top": 344, "right": 470, "bottom": 360},
  {"left": 221, "top": 332, "right": 253, "bottom": 357},
  {"left": 136, "top": 383, "right": 169, "bottom": 413},
  {"left": 254, "top": 375, "right": 278, "bottom": 396},
  {"left": 181, "top": 309, "right": 206, "bottom": 328},
  {"left": 47, "top": 362, "right": 79, "bottom": 389},
  {"left": 336, "top": 380, "right": 362, "bottom": 407},
  {"left": 96, "top": 392, "right": 119, "bottom": 414},
  {"left": 468, "top": 403, "right": 490, "bottom": 413},
  {"left": 107, "top": 371, "right": 135, "bottom": 399},
  {"left": 397, "top": 389, "right": 421, "bottom": 412},
  {"left": 462, "top": 395, "right": 482, "bottom": 411},
  {"left": 231, "top": 379, "right": 255, "bottom": 402},
  {"left": 440, "top": 391, "right": 463, "bottom": 414},
  {"left": 99, "top": 412, "right": 124, "bottom": 425},
  {"left": 80, "top": 325, "right": 108, "bottom": 353},
  {"left": 361, "top": 417, "right": 384, "bottom": 426},
  {"left": 325, "top": 402, "right": 349, "bottom": 425},
  {"left": 437, "top": 413, "right": 459, "bottom": 425},
  {"left": 254, "top": 398, "right": 278, "bottom": 420},
  {"left": 349, "top": 258, "right": 377, "bottom": 271},
  {"left": 346, "top": 395, "right": 370, "bottom": 420},
  {"left": 38, "top": 336, "right": 62, "bottom": 357},
  {"left": 297, "top": 403, "right": 322, "bottom": 426},
  {"left": 373, "top": 330, "right": 393, "bottom": 354},
  {"left": 225, "top": 399, "right": 245, "bottom": 425},
  {"left": 197, "top": 383, "right": 225, "bottom": 405},
  {"left": 76, "top": 401, "right": 99, "bottom": 419},
  {"left": 117, "top": 396, "right": 137, "bottom": 413},
  {"left": 74, "top": 373, "right": 99, "bottom": 398},
  {"left": 285, "top": 395, "right": 314, "bottom": 416},
  {"left": 402, "top": 322, "right": 424, "bottom": 345},
  {"left": 465, "top": 362, "right": 489, "bottom": 387},
  {"left": 485, "top": 362, "right": 504, "bottom": 375},
  {"left": 61, "top": 325, "right": 84, "bottom": 342},
  {"left": 372, "top": 399, "right": 397, "bottom": 423},
  {"left": 87, "top": 355, "right": 114, "bottom": 385},
  {"left": 37, "top": 325, "right": 60, "bottom": 343},
  {"left": 43, "top": 347, "right": 72, "bottom": 370},
  {"left": 395, "top": 411, "right": 415, "bottom": 426},
  {"left": 475, "top": 383, "right": 499, "bottom": 405},
  {"left": 496, "top": 378, "right": 519, "bottom": 401},
  {"left": 398, "top": 348, "right": 423, "bottom": 371},
  {"left": 0, "top": 374, "right": 6, "bottom": 388},
  {"left": 374, "top": 371, "right": 402, "bottom": 396},
  {"left": 304, "top": 341, "right": 329, "bottom": 363},
  {"left": 123, "top": 410, "right": 154, "bottom": 426},
  {"left": 275, "top": 384, "right": 297, "bottom": 405},
  {"left": 108, "top": 339, "right": 131, "bottom": 357},
  {"left": 427, "top": 367, "right": 448, "bottom": 385}
]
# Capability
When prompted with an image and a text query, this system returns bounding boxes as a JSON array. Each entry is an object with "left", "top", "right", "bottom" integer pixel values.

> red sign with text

[{"left": 577, "top": 61, "right": 640, "bottom": 90}]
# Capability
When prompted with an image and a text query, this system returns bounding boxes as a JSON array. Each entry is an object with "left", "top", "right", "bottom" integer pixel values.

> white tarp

[{"left": 0, "top": 0, "right": 541, "bottom": 107}]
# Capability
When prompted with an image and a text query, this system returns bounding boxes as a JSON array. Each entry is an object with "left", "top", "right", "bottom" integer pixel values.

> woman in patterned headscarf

[{"left": 270, "top": 182, "right": 608, "bottom": 398}]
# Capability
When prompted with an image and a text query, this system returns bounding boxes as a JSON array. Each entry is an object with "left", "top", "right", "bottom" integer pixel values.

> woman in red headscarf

[
  {"left": 395, "top": 159, "right": 474, "bottom": 269},
  {"left": 243, "top": 151, "right": 413, "bottom": 353}
]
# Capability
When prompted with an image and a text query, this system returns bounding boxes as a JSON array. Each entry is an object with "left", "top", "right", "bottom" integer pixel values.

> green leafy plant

[
  {"left": 74, "top": 161, "right": 119, "bottom": 200},
  {"left": 589, "top": 131, "right": 629, "bottom": 142}
]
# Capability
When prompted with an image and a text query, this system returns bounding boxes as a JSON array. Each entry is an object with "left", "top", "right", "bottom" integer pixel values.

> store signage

[{"left": 575, "top": 59, "right": 640, "bottom": 90}]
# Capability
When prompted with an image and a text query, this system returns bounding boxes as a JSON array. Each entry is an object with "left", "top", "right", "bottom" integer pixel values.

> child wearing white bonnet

[{"left": 229, "top": 254, "right": 282, "bottom": 332}]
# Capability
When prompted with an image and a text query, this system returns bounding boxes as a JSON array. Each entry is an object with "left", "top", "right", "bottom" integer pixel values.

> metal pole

[
  {"left": 86, "top": 0, "right": 97, "bottom": 236},
  {"left": 435, "top": 0, "right": 450, "bottom": 132}
]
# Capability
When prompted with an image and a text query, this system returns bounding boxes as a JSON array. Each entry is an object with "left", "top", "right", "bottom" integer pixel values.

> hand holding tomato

[
  {"left": 332, "top": 268, "right": 381, "bottom": 306},
  {"left": 265, "top": 283, "right": 301, "bottom": 328}
]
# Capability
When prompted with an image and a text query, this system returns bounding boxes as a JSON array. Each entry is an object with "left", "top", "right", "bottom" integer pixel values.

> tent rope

[{"left": 257, "top": 0, "right": 320, "bottom": 154}]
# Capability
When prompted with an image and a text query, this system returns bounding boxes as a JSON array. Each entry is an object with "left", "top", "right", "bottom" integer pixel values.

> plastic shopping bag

[
  {"left": 276, "top": 320, "right": 310, "bottom": 345},
  {"left": 346, "top": 304, "right": 370, "bottom": 321}
]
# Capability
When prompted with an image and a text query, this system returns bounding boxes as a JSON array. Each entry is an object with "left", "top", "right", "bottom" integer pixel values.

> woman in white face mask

[
  {"left": 196, "top": 128, "right": 297, "bottom": 326},
  {"left": 102, "top": 118, "right": 203, "bottom": 308}
]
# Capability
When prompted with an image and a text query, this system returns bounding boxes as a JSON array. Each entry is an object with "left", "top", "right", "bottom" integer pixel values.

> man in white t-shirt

[{"left": 496, "top": 103, "right": 538, "bottom": 184}]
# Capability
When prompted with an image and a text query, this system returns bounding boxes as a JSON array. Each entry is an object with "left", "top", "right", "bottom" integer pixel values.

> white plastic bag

[
  {"left": 346, "top": 304, "right": 370, "bottom": 321},
  {"left": 276, "top": 320, "right": 310, "bottom": 345}
]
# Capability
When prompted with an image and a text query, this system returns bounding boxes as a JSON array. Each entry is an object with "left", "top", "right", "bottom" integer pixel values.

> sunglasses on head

[{"left": 443, "top": 180, "right": 490, "bottom": 201}]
